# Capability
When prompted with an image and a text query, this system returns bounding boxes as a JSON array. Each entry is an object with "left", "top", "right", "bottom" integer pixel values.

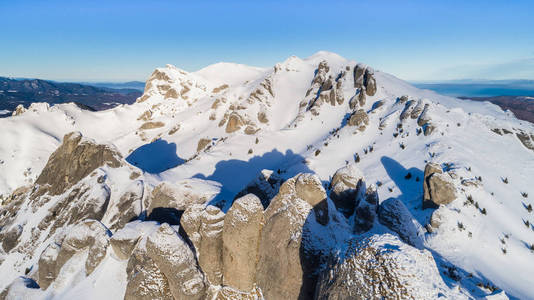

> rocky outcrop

[
  {"left": 108, "top": 180, "right": 144, "bottom": 231},
  {"left": 295, "top": 173, "right": 328, "bottom": 225},
  {"left": 234, "top": 169, "right": 283, "bottom": 208},
  {"left": 417, "top": 103, "right": 431, "bottom": 126},
  {"left": 37, "top": 220, "right": 111, "bottom": 289},
  {"left": 400, "top": 100, "right": 416, "bottom": 120},
  {"left": 410, "top": 100, "right": 424, "bottom": 119},
  {"left": 423, "top": 163, "right": 456, "bottom": 208},
  {"left": 145, "top": 223, "right": 207, "bottom": 300},
  {"left": 11, "top": 104, "right": 26, "bottom": 116},
  {"left": 353, "top": 186, "right": 379, "bottom": 234},
  {"left": 226, "top": 112, "right": 245, "bottom": 133},
  {"left": 125, "top": 242, "right": 174, "bottom": 300},
  {"left": 180, "top": 205, "right": 225, "bottom": 285},
  {"left": 516, "top": 130, "right": 534, "bottom": 151},
  {"left": 353, "top": 64, "right": 377, "bottom": 96},
  {"left": 378, "top": 198, "right": 423, "bottom": 248},
  {"left": 197, "top": 138, "right": 211, "bottom": 152},
  {"left": 0, "top": 225, "right": 22, "bottom": 253},
  {"left": 347, "top": 109, "right": 369, "bottom": 131},
  {"left": 37, "top": 176, "right": 111, "bottom": 237},
  {"left": 315, "top": 234, "right": 445, "bottom": 300},
  {"left": 34, "top": 132, "right": 121, "bottom": 196},
  {"left": 222, "top": 194, "right": 264, "bottom": 292},
  {"left": 330, "top": 165, "right": 365, "bottom": 217},
  {"left": 256, "top": 173, "right": 325, "bottom": 300}
]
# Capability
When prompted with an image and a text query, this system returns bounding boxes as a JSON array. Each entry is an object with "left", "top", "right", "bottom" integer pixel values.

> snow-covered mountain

[{"left": 1, "top": 51, "right": 533, "bottom": 299}]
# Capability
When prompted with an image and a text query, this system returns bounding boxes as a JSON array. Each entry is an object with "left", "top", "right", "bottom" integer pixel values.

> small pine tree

[
  {"left": 527, "top": 204, "right": 533, "bottom": 213},
  {"left": 405, "top": 172, "right": 412, "bottom": 180},
  {"left": 481, "top": 208, "right": 487, "bottom": 215},
  {"left": 522, "top": 192, "right": 529, "bottom": 198},
  {"left": 502, "top": 177, "right": 508, "bottom": 184}
]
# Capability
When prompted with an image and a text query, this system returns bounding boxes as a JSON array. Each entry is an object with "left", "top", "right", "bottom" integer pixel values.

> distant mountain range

[{"left": 0, "top": 77, "right": 144, "bottom": 117}]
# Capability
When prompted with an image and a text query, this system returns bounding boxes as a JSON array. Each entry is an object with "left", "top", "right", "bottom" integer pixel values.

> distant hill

[
  {"left": 0, "top": 77, "right": 143, "bottom": 116},
  {"left": 79, "top": 81, "right": 146, "bottom": 91},
  {"left": 459, "top": 95, "right": 534, "bottom": 124},
  {"left": 413, "top": 80, "right": 534, "bottom": 98}
]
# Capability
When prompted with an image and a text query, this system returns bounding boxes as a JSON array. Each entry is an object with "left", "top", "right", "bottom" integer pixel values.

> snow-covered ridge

[{"left": 1, "top": 51, "right": 534, "bottom": 299}]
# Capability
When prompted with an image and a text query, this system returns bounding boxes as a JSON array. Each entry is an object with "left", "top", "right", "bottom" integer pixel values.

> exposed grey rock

[
  {"left": 315, "top": 234, "right": 441, "bottom": 300},
  {"left": 347, "top": 109, "right": 369, "bottom": 131},
  {"left": 108, "top": 180, "right": 144, "bottom": 231},
  {"left": 330, "top": 165, "right": 365, "bottom": 217},
  {"left": 197, "top": 138, "right": 211, "bottom": 152},
  {"left": 125, "top": 242, "right": 174, "bottom": 300},
  {"left": 256, "top": 175, "right": 317, "bottom": 300},
  {"left": 56, "top": 220, "right": 111, "bottom": 277},
  {"left": 378, "top": 198, "right": 423, "bottom": 248},
  {"left": 37, "top": 242, "right": 61, "bottom": 290},
  {"left": 145, "top": 223, "right": 207, "bottom": 300},
  {"left": 516, "top": 130, "right": 534, "bottom": 151},
  {"left": 225, "top": 112, "right": 245, "bottom": 133},
  {"left": 424, "top": 123, "right": 436, "bottom": 136},
  {"left": 295, "top": 173, "right": 328, "bottom": 225},
  {"left": 400, "top": 100, "right": 416, "bottom": 120},
  {"left": 34, "top": 132, "right": 121, "bottom": 196},
  {"left": 417, "top": 103, "right": 431, "bottom": 126},
  {"left": 363, "top": 68, "right": 377, "bottom": 96},
  {"left": 222, "top": 194, "right": 264, "bottom": 292},
  {"left": 0, "top": 225, "right": 23, "bottom": 253},
  {"left": 410, "top": 100, "right": 424, "bottom": 119},
  {"left": 397, "top": 95, "right": 409, "bottom": 104},
  {"left": 180, "top": 204, "right": 225, "bottom": 286},
  {"left": 353, "top": 63, "right": 366, "bottom": 88},
  {"left": 423, "top": 163, "right": 456, "bottom": 208}
]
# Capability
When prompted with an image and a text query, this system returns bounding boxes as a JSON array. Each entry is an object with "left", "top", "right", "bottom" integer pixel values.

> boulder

[
  {"left": 34, "top": 132, "right": 121, "bottom": 196},
  {"left": 378, "top": 198, "right": 423, "bottom": 248},
  {"left": 358, "top": 87, "right": 367, "bottom": 106},
  {"left": 330, "top": 165, "right": 365, "bottom": 217},
  {"left": 353, "top": 186, "right": 378, "bottom": 234},
  {"left": 222, "top": 194, "right": 264, "bottom": 291},
  {"left": 12, "top": 104, "right": 26, "bottom": 116},
  {"left": 423, "top": 163, "right": 456, "bottom": 208},
  {"left": 397, "top": 95, "right": 409, "bottom": 104},
  {"left": 234, "top": 169, "right": 283, "bottom": 208},
  {"left": 146, "top": 223, "right": 207, "bottom": 300}
]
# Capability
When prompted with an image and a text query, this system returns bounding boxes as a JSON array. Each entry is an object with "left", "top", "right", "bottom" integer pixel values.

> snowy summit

[{"left": 0, "top": 51, "right": 533, "bottom": 299}]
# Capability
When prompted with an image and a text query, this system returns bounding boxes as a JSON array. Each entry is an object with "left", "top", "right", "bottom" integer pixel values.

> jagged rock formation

[
  {"left": 353, "top": 185, "right": 379, "bottom": 234},
  {"left": 256, "top": 173, "right": 326, "bottom": 300},
  {"left": 35, "top": 132, "right": 121, "bottom": 195},
  {"left": 347, "top": 109, "right": 369, "bottom": 131},
  {"left": 315, "top": 234, "right": 448, "bottom": 300}
]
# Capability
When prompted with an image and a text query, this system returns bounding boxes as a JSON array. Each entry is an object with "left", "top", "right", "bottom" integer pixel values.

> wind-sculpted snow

[{"left": 1, "top": 51, "right": 534, "bottom": 299}]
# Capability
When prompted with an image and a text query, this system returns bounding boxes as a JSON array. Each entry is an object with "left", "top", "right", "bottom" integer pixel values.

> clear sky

[{"left": 1, "top": 0, "right": 533, "bottom": 82}]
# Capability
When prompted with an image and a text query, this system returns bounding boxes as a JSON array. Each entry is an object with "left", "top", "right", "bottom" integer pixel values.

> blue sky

[{"left": 1, "top": 0, "right": 533, "bottom": 82}]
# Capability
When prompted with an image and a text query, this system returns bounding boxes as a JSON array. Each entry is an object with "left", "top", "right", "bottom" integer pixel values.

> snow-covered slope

[{"left": 1, "top": 51, "right": 534, "bottom": 299}]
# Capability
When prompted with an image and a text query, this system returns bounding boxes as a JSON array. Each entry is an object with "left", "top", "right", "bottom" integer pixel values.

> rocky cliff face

[{"left": 0, "top": 51, "right": 531, "bottom": 299}]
